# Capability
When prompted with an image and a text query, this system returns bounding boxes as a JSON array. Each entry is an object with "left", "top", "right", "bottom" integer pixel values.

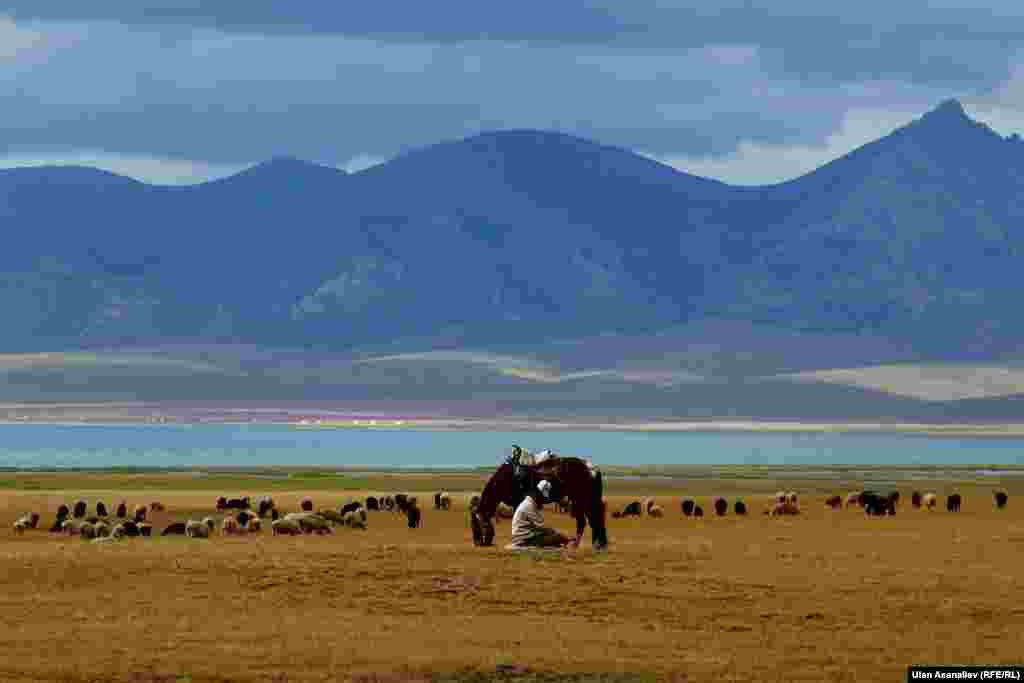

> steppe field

[{"left": 1, "top": 468, "right": 1022, "bottom": 682}]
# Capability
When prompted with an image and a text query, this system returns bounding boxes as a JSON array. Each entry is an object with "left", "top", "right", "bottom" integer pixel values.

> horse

[{"left": 470, "top": 453, "right": 608, "bottom": 551}]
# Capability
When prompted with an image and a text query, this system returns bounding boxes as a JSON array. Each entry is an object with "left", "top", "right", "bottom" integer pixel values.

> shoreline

[{"left": 4, "top": 416, "right": 1024, "bottom": 437}]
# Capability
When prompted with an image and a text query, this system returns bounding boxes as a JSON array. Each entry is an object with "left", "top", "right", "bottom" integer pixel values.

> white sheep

[
  {"left": 923, "top": 493, "right": 938, "bottom": 510},
  {"left": 13, "top": 519, "right": 27, "bottom": 534}
]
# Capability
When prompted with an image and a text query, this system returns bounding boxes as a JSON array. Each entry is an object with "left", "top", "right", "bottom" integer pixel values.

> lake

[{"left": 1, "top": 423, "right": 1024, "bottom": 469}]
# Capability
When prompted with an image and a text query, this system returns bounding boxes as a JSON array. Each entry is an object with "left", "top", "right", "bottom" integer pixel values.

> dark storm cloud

[{"left": 0, "top": 2, "right": 1021, "bottom": 182}]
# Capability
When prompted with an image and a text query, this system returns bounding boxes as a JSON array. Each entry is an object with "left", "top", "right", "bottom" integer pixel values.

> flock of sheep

[
  {"left": 11, "top": 490, "right": 458, "bottom": 543},
  {"left": 610, "top": 488, "right": 1009, "bottom": 520},
  {"left": 10, "top": 486, "right": 1011, "bottom": 543}
]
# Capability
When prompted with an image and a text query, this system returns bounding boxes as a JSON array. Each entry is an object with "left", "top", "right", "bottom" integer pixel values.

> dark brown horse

[{"left": 471, "top": 456, "right": 608, "bottom": 551}]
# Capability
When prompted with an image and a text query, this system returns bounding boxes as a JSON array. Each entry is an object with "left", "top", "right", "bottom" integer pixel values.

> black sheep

[
  {"left": 407, "top": 505, "right": 421, "bottom": 529},
  {"left": 301, "top": 499, "right": 313, "bottom": 512},
  {"left": 681, "top": 499, "right": 695, "bottom": 517},
  {"left": 237, "top": 510, "right": 252, "bottom": 527},
  {"left": 911, "top": 491, "right": 923, "bottom": 508},
  {"left": 161, "top": 522, "right": 187, "bottom": 536},
  {"left": 947, "top": 493, "right": 962, "bottom": 513},
  {"left": 693, "top": 505, "right": 704, "bottom": 518},
  {"left": 714, "top": 498, "right": 728, "bottom": 516},
  {"left": 340, "top": 501, "right": 362, "bottom": 516},
  {"left": 73, "top": 501, "right": 87, "bottom": 519},
  {"left": 271, "top": 508, "right": 280, "bottom": 521},
  {"left": 734, "top": 500, "right": 747, "bottom": 515},
  {"left": 995, "top": 491, "right": 1009, "bottom": 509},
  {"left": 395, "top": 494, "right": 410, "bottom": 513},
  {"left": 96, "top": 502, "right": 108, "bottom": 517},
  {"left": 366, "top": 497, "right": 379, "bottom": 511},
  {"left": 122, "top": 520, "right": 140, "bottom": 537}
]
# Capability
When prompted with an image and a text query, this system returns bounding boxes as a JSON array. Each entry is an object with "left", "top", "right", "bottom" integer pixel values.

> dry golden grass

[{"left": 1, "top": 474, "right": 1023, "bottom": 682}]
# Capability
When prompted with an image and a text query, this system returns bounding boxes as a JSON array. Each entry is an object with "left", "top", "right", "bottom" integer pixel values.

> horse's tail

[{"left": 590, "top": 468, "right": 608, "bottom": 550}]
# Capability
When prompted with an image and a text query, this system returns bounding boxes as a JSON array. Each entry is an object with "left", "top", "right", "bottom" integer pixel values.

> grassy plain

[{"left": 1, "top": 468, "right": 1022, "bottom": 682}]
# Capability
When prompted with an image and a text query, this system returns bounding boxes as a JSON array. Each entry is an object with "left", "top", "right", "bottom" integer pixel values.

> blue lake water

[{"left": 1, "top": 423, "right": 1024, "bottom": 469}]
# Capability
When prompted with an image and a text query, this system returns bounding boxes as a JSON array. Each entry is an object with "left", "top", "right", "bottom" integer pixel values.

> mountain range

[{"left": 5, "top": 98, "right": 1024, "bottom": 419}]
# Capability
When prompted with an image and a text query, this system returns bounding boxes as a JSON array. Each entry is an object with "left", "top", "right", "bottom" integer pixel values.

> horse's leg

[
  {"left": 585, "top": 471, "right": 608, "bottom": 551},
  {"left": 470, "top": 511, "right": 486, "bottom": 546}
]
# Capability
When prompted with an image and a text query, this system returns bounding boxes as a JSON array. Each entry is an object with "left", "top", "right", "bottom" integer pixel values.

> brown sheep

[
  {"left": 648, "top": 505, "right": 665, "bottom": 518},
  {"left": 845, "top": 492, "right": 862, "bottom": 509},
  {"left": 713, "top": 497, "right": 728, "bottom": 516},
  {"left": 825, "top": 495, "right": 842, "bottom": 509}
]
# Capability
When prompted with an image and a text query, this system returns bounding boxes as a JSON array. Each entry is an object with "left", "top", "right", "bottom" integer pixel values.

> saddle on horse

[{"left": 509, "top": 446, "right": 562, "bottom": 502}]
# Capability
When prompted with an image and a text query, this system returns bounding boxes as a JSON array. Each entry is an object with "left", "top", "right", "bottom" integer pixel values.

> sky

[{"left": 1, "top": 2, "right": 1023, "bottom": 186}]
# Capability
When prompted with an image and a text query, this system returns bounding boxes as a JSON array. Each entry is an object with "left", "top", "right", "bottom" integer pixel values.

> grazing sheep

[
  {"left": 116, "top": 502, "right": 127, "bottom": 518},
  {"left": 366, "top": 496, "right": 379, "bottom": 511},
  {"left": 150, "top": 502, "right": 165, "bottom": 513},
  {"left": 216, "top": 496, "right": 227, "bottom": 510},
  {"left": 301, "top": 498, "right": 314, "bottom": 512},
  {"left": 775, "top": 491, "right": 787, "bottom": 505},
  {"left": 73, "top": 501, "right": 87, "bottom": 519},
  {"left": 825, "top": 495, "right": 843, "bottom": 509},
  {"left": 96, "top": 502, "right": 108, "bottom": 517},
  {"left": 693, "top": 505, "right": 704, "bottom": 518},
  {"left": 343, "top": 509, "right": 368, "bottom": 530},
  {"left": 138, "top": 524, "right": 152, "bottom": 537},
  {"left": 133, "top": 505, "right": 147, "bottom": 523},
  {"left": 995, "top": 490, "right": 1009, "bottom": 510},
  {"left": 272, "top": 518, "right": 302, "bottom": 536},
  {"left": 94, "top": 521, "right": 111, "bottom": 538},
  {"left": 284, "top": 512, "right": 330, "bottom": 534},
  {"left": 922, "top": 493, "right": 938, "bottom": 510},
  {"left": 845, "top": 492, "right": 862, "bottom": 509},
  {"left": 648, "top": 505, "right": 665, "bottom": 518},
  {"left": 237, "top": 511, "right": 252, "bottom": 527},
  {"left": 681, "top": 499, "right": 695, "bottom": 517},
  {"left": 947, "top": 493, "right": 962, "bottom": 513},
  {"left": 79, "top": 522, "right": 97, "bottom": 540},
  {"left": 318, "top": 509, "right": 347, "bottom": 525},
  {"left": 258, "top": 497, "right": 275, "bottom": 518},
  {"left": 202, "top": 517, "right": 216, "bottom": 533},
  {"left": 734, "top": 500, "right": 747, "bottom": 515},
  {"left": 12, "top": 519, "right": 27, "bottom": 534},
  {"left": 162, "top": 522, "right": 187, "bottom": 536},
  {"left": 912, "top": 491, "right": 923, "bottom": 508},
  {"left": 248, "top": 518, "right": 262, "bottom": 533},
  {"left": 407, "top": 504, "right": 422, "bottom": 529},
  {"left": 383, "top": 496, "right": 395, "bottom": 512},
  {"left": 395, "top": 494, "right": 410, "bottom": 513},
  {"left": 340, "top": 501, "right": 362, "bottom": 516},
  {"left": 861, "top": 491, "right": 897, "bottom": 516},
  {"left": 222, "top": 517, "right": 241, "bottom": 535},
  {"left": 620, "top": 501, "right": 642, "bottom": 517},
  {"left": 714, "top": 497, "right": 728, "bottom": 516},
  {"left": 185, "top": 520, "right": 209, "bottom": 538}
]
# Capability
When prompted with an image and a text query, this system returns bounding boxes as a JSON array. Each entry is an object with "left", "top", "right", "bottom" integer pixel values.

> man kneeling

[{"left": 507, "top": 480, "right": 574, "bottom": 550}]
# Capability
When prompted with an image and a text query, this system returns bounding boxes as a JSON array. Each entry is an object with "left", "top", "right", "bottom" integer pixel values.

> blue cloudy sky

[{"left": 1, "top": 2, "right": 1022, "bottom": 185}]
